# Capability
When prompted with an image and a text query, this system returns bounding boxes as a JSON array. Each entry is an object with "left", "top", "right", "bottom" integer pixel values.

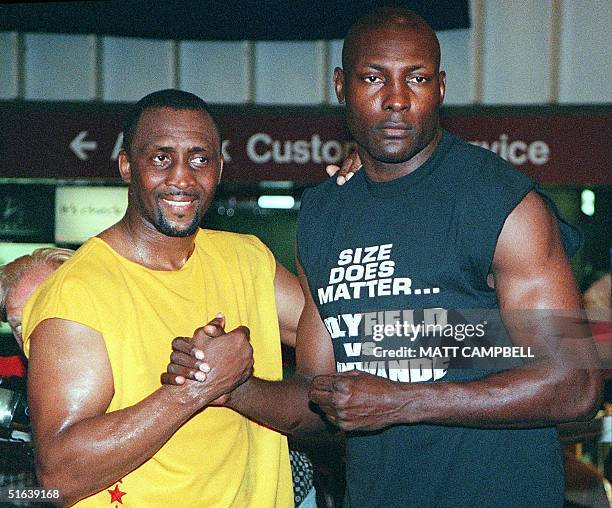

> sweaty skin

[
  {"left": 26, "top": 107, "right": 303, "bottom": 506},
  {"left": 308, "top": 13, "right": 600, "bottom": 430},
  {"left": 164, "top": 9, "right": 600, "bottom": 435}
]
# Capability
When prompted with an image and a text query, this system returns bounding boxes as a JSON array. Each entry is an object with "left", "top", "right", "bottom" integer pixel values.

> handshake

[{"left": 161, "top": 313, "right": 254, "bottom": 407}]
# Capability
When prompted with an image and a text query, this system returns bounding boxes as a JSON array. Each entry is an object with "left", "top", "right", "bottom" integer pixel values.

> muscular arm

[
  {"left": 225, "top": 260, "right": 335, "bottom": 435},
  {"left": 274, "top": 261, "right": 304, "bottom": 348},
  {"left": 165, "top": 260, "right": 336, "bottom": 436},
  {"left": 29, "top": 318, "right": 250, "bottom": 506},
  {"left": 419, "top": 192, "right": 601, "bottom": 426},
  {"left": 310, "top": 192, "right": 601, "bottom": 431}
]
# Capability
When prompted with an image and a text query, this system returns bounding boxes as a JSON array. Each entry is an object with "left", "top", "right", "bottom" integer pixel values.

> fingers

[
  {"left": 204, "top": 312, "right": 226, "bottom": 336},
  {"left": 172, "top": 337, "right": 202, "bottom": 358},
  {"left": 326, "top": 163, "right": 350, "bottom": 186},
  {"left": 347, "top": 161, "right": 362, "bottom": 175},
  {"left": 339, "top": 156, "right": 354, "bottom": 180},
  {"left": 326, "top": 164, "right": 340, "bottom": 177},
  {"left": 166, "top": 316, "right": 253, "bottom": 395},
  {"left": 203, "top": 323, "right": 224, "bottom": 337},
  {"left": 308, "top": 375, "right": 338, "bottom": 407},
  {"left": 195, "top": 318, "right": 225, "bottom": 342},
  {"left": 161, "top": 373, "right": 185, "bottom": 385},
  {"left": 168, "top": 360, "right": 207, "bottom": 381},
  {"left": 162, "top": 362, "right": 204, "bottom": 384},
  {"left": 170, "top": 350, "right": 209, "bottom": 372},
  {"left": 213, "top": 312, "right": 226, "bottom": 329},
  {"left": 308, "top": 375, "right": 358, "bottom": 430},
  {"left": 310, "top": 374, "right": 336, "bottom": 392},
  {"left": 193, "top": 312, "right": 226, "bottom": 341},
  {"left": 309, "top": 373, "right": 358, "bottom": 407},
  {"left": 327, "top": 159, "right": 360, "bottom": 185},
  {"left": 165, "top": 344, "right": 210, "bottom": 385},
  {"left": 310, "top": 373, "right": 353, "bottom": 392}
]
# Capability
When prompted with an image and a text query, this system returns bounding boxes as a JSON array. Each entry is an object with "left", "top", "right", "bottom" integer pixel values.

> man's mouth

[
  {"left": 160, "top": 194, "right": 199, "bottom": 212},
  {"left": 378, "top": 122, "right": 413, "bottom": 138}
]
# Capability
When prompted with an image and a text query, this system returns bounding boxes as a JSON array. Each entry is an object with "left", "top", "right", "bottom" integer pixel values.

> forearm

[
  {"left": 226, "top": 374, "right": 327, "bottom": 436},
  {"left": 397, "top": 367, "right": 601, "bottom": 428},
  {"left": 35, "top": 384, "right": 210, "bottom": 506}
]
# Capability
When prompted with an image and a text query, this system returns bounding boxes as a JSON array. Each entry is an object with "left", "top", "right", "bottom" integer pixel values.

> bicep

[
  {"left": 491, "top": 192, "right": 593, "bottom": 359},
  {"left": 295, "top": 260, "right": 336, "bottom": 377},
  {"left": 274, "top": 262, "right": 304, "bottom": 348},
  {"left": 492, "top": 191, "right": 580, "bottom": 310},
  {"left": 28, "top": 318, "right": 114, "bottom": 442}
]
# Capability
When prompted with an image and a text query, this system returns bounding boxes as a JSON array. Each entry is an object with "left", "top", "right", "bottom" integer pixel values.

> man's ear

[
  {"left": 438, "top": 70, "right": 446, "bottom": 106},
  {"left": 334, "top": 67, "right": 346, "bottom": 105},
  {"left": 118, "top": 150, "right": 132, "bottom": 184},
  {"left": 217, "top": 157, "right": 224, "bottom": 185}
]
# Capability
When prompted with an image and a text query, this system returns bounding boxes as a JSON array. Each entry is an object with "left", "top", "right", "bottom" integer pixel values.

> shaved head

[
  {"left": 334, "top": 5, "right": 446, "bottom": 176},
  {"left": 342, "top": 7, "right": 441, "bottom": 72}
]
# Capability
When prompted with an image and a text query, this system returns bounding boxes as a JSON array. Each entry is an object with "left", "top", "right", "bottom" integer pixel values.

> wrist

[
  {"left": 160, "top": 381, "right": 214, "bottom": 414},
  {"left": 223, "top": 377, "right": 252, "bottom": 410},
  {"left": 393, "top": 381, "right": 430, "bottom": 425}
]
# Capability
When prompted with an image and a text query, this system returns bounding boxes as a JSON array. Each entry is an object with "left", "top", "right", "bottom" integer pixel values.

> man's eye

[
  {"left": 191, "top": 156, "right": 208, "bottom": 166},
  {"left": 364, "top": 76, "right": 382, "bottom": 84},
  {"left": 152, "top": 154, "right": 170, "bottom": 164},
  {"left": 409, "top": 76, "right": 428, "bottom": 84}
]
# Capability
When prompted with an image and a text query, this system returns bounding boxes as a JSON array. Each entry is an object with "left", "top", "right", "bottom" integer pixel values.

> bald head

[{"left": 342, "top": 7, "right": 441, "bottom": 72}]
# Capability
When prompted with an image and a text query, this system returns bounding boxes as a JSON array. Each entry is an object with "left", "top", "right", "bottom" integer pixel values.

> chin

[
  {"left": 371, "top": 149, "right": 420, "bottom": 164},
  {"left": 155, "top": 216, "right": 201, "bottom": 237},
  {"left": 159, "top": 227, "right": 199, "bottom": 238}
]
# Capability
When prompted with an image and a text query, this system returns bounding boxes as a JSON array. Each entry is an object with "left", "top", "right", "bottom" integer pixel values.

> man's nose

[
  {"left": 382, "top": 81, "right": 410, "bottom": 112},
  {"left": 165, "top": 158, "right": 195, "bottom": 188}
]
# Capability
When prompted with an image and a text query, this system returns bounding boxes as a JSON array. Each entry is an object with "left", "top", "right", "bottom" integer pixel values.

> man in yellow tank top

[{"left": 22, "top": 90, "right": 302, "bottom": 507}]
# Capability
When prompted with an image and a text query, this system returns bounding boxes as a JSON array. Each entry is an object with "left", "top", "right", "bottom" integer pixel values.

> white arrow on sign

[{"left": 70, "top": 131, "right": 98, "bottom": 161}]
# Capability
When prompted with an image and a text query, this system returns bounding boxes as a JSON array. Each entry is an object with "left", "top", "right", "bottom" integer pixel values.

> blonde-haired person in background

[
  {"left": 1, "top": 248, "right": 74, "bottom": 350},
  {"left": 0, "top": 248, "right": 73, "bottom": 508}
]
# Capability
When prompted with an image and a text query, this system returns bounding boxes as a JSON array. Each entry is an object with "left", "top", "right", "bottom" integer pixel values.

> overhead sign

[
  {"left": 55, "top": 186, "right": 128, "bottom": 244},
  {"left": 0, "top": 103, "right": 609, "bottom": 184},
  {"left": 69, "top": 131, "right": 98, "bottom": 161}
]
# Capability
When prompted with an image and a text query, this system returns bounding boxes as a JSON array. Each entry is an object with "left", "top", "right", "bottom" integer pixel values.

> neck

[
  {"left": 102, "top": 211, "right": 196, "bottom": 271},
  {"left": 362, "top": 128, "right": 442, "bottom": 183}
]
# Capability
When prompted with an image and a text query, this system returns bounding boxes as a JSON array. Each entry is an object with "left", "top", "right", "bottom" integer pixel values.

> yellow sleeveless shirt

[{"left": 23, "top": 229, "right": 293, "bottom": 507}]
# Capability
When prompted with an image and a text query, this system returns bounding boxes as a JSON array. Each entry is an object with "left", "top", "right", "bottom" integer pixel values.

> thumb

[{"left": 204, "top": 312, "right": 225, "bottom": 337}]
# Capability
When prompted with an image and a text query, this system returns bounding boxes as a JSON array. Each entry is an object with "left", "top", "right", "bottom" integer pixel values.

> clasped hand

[
  {"left": 309, "top": 370, "right": 405, "bottom": 432},
  {"left": 161, "top": 314, "right": 253, "bottom": 405}
]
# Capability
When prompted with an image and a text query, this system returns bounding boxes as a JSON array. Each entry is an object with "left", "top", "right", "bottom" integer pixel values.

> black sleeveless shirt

[{"left": 297, "top": 131, "right": 576, "bottom": 507}]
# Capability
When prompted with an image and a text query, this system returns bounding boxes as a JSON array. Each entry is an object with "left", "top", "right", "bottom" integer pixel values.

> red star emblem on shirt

[{"left": 108, "top": 483, "right": 127, "bottom": 504}]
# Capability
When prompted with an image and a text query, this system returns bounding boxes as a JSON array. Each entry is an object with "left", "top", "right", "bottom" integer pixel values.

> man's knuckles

[
  {"left": 171, "top": 337, "right": 194, "bottom": 352},
  {"left": 228, "top": 325, "right": 251, "bottom": 340}
]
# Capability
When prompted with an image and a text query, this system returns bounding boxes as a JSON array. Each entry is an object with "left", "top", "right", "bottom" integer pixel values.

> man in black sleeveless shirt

[
  {"left": 165, "top": 7, "right": 601, "bottom": 507},
  {"left": 295, "top": 7, "right": 601, "bottom": 508}
]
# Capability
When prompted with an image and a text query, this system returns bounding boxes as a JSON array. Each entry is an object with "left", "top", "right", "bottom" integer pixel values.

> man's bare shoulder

[{"left": 22, "top": 239, "right": 116, "bottom": 353}]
